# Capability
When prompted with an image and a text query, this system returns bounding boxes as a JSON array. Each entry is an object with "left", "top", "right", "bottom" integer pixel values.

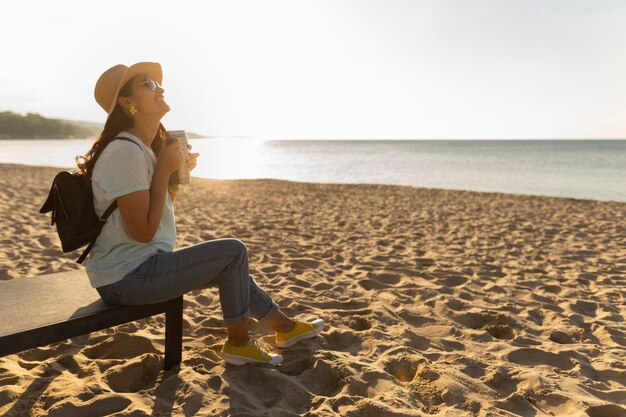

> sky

[{"left": 1, "top": 0, "right": 626, "bottom": 140}]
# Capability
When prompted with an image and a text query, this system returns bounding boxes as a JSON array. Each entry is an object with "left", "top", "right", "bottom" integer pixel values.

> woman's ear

[{"left": 117, "top": 96, "right": 133, "bottom": 111}]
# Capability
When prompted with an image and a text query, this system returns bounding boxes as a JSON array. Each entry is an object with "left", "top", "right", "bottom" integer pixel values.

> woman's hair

[{"left": 76, "top": 77, "right": 166, "bottom": 181}]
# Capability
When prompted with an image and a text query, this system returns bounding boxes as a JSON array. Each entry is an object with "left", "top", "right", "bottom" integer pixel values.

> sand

[{"left": 0, "top": 162, "right": 625, "bottom": 417}]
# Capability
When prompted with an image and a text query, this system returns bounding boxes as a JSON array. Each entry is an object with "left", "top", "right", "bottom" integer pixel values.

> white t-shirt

[{"left": 84, "top": 131, "right": 176, "bottom": 288}]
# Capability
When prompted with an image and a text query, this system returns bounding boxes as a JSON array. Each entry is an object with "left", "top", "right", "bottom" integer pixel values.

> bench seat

[{"left": 0, "top": 269, "right": 182, "bottom": 370}]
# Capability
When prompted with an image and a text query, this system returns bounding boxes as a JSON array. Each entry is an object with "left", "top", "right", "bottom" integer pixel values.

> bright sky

[{"left": 1, "top": 0, "right": 626, "bottom": 139}]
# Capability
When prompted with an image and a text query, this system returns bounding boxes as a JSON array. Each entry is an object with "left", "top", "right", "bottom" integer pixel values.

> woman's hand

[
  {"left": 156, "top": 139, "right": 184, "bottom": 174},
  {"left": 187, "top": 144, "right": 200, "bottom": 172}
]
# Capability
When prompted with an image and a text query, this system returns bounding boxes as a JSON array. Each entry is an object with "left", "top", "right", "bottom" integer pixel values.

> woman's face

[{"left": 127, "top": 73, "right": 170, "bottom": 118}]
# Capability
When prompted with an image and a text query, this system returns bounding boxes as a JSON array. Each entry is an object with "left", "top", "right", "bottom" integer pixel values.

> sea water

[{"left": 1, "top": 138, "right": 624, "bottom": 203}]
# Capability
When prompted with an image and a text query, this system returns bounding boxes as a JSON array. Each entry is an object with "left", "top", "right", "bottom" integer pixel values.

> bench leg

[{"left": 164, "top": 296, "right": 183, "bottom": 370}]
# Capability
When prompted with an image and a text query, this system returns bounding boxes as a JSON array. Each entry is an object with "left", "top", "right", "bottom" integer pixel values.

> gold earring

[{"left": 129, "top": 105, "right": 138, "bottom": 116}]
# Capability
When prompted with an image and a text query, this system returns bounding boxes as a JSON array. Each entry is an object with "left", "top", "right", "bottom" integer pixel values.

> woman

[{"left": 77, "top": 62, "right": 324, "bottom": 367}]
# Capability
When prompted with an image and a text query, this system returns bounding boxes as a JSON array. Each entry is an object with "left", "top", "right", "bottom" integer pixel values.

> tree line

[{"left": 0, "top": 111, "right": 101, "bottom": 139}]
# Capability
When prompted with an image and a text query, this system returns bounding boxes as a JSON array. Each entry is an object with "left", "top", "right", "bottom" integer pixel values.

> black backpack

[{"left": 39, "top": 137, "right": 142, "bottom": 264}]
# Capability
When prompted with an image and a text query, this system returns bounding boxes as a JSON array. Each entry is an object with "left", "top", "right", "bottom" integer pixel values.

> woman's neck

[{"left": 126, "top": 122, "right": 159, "bottom": 148}]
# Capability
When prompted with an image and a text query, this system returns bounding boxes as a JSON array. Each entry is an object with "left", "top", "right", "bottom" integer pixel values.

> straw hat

[{"left": 94, "top": 62, "right": 162, "bottom": 115}]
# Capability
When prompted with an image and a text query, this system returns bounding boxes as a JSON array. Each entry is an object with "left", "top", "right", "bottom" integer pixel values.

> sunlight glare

[{"left": 188, "top": 137, "right": 265, "bottom": 180}]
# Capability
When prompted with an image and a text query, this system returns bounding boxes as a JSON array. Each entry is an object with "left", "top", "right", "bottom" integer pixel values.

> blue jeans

[{"left": 96, "top": 238, "right": 280, "bottom": 326}]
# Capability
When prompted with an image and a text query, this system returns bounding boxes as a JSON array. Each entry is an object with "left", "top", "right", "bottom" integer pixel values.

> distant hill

[
  {"left": 0, "top": 111, "right": 210, "bottom": 139},
  {"left": 0, "top": 111, "right": 102, "bottom": 139},
  {"left": 57, "top": 118, "right": 104, "bottom": 137}
]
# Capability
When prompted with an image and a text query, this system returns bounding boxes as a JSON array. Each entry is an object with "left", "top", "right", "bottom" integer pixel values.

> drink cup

[{"left": 165, "top": 130, "right": 191, "bottom": 185}]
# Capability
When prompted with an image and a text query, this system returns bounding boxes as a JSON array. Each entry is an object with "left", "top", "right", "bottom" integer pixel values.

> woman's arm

[{"left": 116, "top": 141, "right": 182, "bottom": 243}]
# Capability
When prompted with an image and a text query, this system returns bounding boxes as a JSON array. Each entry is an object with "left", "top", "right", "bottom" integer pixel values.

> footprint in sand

[
  {"left": 289, "top": 258, "right": 321, "bottom": 269},
  {"left": 445, "top": 298, "right": 470, "bottom": 311},
  {"left": 401, "top": 329, "right": 431, "bottom": 351},
  {"left": 437, "top": 274, "right": 469, "bottom": 288},
  {"left": 16, "top": 342, "right": 72, "bottom": 364},
  {"left": 357, "top": 279, "right": 385, "bottom": 291},
  {"left": 260, "top": 264, "right": 279, "bottom": 273},
  {"left": 324, "top": 329, "right": 362, "bottom": 352},
  {"left": 396, "top": 308, "right": 437, "bottom": 327},
  {"left": 384, "top": 354, "right": 424, "bottom": 384},
  {"left": 228, "top": 366, "right": 311, "bottom": 410},
  {"left": 484, "top": 324, "right": 515, "bottom": 340},
  {"left": 483, "top": 365, "right": 520, "bottom": 397},
  {"left": 570, "top": 299, "right": 598, "bottom": 317},
  {"left": 56, "top": 355, "right": 92, "bottom": 379},
  {"left": 185, "top": 351, "right": 223, "bottom": 375},
  {"left": 540, "top": 284, "right": 562, "bottom": 294},
  {"left": 456, "top": 357, "right": 488, "bottom": 378},
  {"left": 299, "top": 358, "right": 344, "bottom": 396},
  {"left": 104, "top": 353, "right": 161, "bottom": 392},
  {"left": 347, "top": 316, "right": 372, "bottom": 331},
  {"left": 277, "top": 355, "right": 315, "bottom": 377},
  {"left": 366, "top": 271, "right": 401, "bottom": 285},
  {"left": 453, "top": 310, "right": 517, "bottom": 340},
  {"left": 506, "top": 348, "right": 575, "bottom": 370},
  {"left": 548, "top": 329, "right": 581, "bottom": 345},
  {"left": 585, "top": 404, "right": 626, "bottom": 417},
  {"left": 386, "top": 357, "right": 445, "bottom": 413},
  {"left": 312, "top": 282, "right": 334, "bottom": 291},
  {"left": 45, "top": 396, "right": 132, "bottom": 417},
  {"left": 527, "top": 309, "right": 545, "bottom": 326},
  {"left": 37, "top": 235, "right": 54, "bottom": 248},
  {"left": 81, "top": 333, "right": 160, "bottom": 360},
  {"left": 592, "top": 326, "right": 626, "bottom": 347},
  {"left": 529, "top": 392, "right": 578, "bottom": 416},
  {"left": 511, "top": 335, "right": 543, "bottom": 347}
]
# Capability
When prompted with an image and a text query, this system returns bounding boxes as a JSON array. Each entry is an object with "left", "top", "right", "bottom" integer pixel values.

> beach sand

[{"left": 0, "top": 162, "right": 625, "bottom": 417}]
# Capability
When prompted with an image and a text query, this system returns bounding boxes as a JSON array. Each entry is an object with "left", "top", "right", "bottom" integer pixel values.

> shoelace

[{"left": 250, "top": 339, "right": 271, "bottom": 360}]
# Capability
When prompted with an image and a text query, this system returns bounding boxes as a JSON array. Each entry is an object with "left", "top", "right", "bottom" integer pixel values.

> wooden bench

[{"left": 0, "top": 269, "right": 183, "bottom": 370}]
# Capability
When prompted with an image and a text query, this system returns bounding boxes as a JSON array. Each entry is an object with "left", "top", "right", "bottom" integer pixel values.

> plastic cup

[{"left": 165, "top": 130, "right": 190, "bottom": 184}]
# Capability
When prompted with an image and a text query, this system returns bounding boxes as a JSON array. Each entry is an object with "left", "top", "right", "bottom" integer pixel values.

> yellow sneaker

[
  {"left": 220, "top": 338, "right": 284, "bottom": 366},
  {"left": 275, "top": 318, "right": 325, "bottom": 348}
]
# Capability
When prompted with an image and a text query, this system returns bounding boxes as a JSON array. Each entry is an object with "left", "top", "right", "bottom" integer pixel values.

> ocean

[{"left": 1, "top": 139, "right": 624, "bottom": 203}]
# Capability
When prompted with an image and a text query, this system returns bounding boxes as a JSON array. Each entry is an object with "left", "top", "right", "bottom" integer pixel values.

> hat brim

[{"left": 106, "top": 62, "right": 163, "bottom": 115}]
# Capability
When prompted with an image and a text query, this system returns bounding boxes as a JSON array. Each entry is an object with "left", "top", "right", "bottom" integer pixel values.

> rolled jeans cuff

[
  {"left": 256, "top": 302, "right": 280, "bottom": 327},
  {"left": 223, "top": 309, "right": 251, "bottom": 325}
]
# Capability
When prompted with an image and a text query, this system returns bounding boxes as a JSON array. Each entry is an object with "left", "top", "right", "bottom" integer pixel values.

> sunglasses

[{"left": 142, "top": 76, "right": 161, "bottom": 92}]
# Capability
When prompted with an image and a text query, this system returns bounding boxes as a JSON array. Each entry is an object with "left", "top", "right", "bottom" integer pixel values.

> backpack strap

[
  {"left": 77, "top": 136, "right": 144, "bottom": 264},
  {"left": 77, "top": 200, "right": 120, "bottom": 263}
]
